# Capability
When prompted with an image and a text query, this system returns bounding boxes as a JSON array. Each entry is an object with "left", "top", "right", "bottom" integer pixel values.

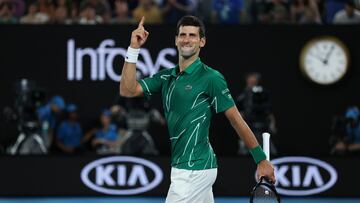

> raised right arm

[{"left": 119, "top": 17, "right": 149, "bottom": 97}]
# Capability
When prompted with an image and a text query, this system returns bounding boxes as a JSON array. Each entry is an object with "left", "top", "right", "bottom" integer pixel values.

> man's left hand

[{"left": 257, "top": 159, "right": 276, "bottom": 184}]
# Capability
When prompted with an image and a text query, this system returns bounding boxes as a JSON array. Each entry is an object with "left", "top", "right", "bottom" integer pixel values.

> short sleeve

[
  {"left": 208, "top": 72, "right": 235, "bottom": 113},
  {"left": 138, "top": 70, "right": 165, "bottom": 98}
]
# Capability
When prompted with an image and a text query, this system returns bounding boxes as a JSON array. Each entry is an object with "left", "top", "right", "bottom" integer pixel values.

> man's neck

[{"left": 179, "top": 54, "right": 199, "bottom": 72}]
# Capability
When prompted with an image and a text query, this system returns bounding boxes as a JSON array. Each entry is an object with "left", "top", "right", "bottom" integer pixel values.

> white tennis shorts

[{"left": 165, "top": 167, "right": 218, "bottom": 203}]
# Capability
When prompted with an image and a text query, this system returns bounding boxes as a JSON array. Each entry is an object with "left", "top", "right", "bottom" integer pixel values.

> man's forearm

[
  {"left": 226, "top": 106, "right": 267, "bottom": 164},
  {"left": 225, "top": 106, "right": 259, "bottom": 149},
  {"left": 119, "top": 62, "right": 138, "bottom": 97},
  {"left": 120, "top": 16, "right": 148, "bottom": 97}
]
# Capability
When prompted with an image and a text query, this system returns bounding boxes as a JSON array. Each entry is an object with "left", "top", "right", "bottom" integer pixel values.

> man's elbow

[
  {"left": 119, "top": 88, "right": 133, "bottom": 97},
  {"left": 120, "top": 86, "right": 141, "bottom": 98},
  {"left": 120, "top": 82, "right": 142, "bottom": 97}
]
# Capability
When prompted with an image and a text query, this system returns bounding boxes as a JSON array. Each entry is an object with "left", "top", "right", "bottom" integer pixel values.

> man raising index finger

[
  {"left": 120, "top": 15, "right": 275, "bottom": 203},
  {"left": 120, "top": 17, "right": 148, "bottom": 97}
]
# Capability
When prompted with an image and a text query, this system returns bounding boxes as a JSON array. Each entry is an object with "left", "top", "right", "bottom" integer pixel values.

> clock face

[{"left": 300, "top": 37, "right": 349, "bottom": 85}]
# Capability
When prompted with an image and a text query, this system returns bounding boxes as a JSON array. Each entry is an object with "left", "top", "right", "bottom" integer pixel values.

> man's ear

[
  {"left": 200, "top": 37, "right": 206, "bottom": 48},
  {"left": 175, "top": 36, "right": 178, "bottom": 46}
]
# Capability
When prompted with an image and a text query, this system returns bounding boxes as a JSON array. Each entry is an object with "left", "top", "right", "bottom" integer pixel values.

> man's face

[
  {"left": 345, "top": 5, "right": 354, "bottom": 17},
  {"left": 51, "top": 104, "right": 61, "bottom": 114},
  {"left": 101, "top": 115, "right": 111, "bottom": 126},
  {"left": 175, "top": 26, "right": 205, "bottom": 59},
  {"left": 247, "top": 75, "right": 259, "bottom": 88},
  {"left": 69, "top": 112, "right": 78, "bottom": 121}
]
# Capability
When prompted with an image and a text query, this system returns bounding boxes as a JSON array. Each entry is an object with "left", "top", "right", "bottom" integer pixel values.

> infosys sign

[
  {"left": 80, "top": 156, "right": 163, "bottom": 195},
  {"left": 271, "top": 156, "right": 338, "bottom": 196},
  {"left": 67, "top": 39, "right": 176, "bottom": 82}
]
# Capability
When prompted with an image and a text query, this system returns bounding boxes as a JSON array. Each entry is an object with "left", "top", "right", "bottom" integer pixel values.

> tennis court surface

[{"left": 1, "top": 197, "right": 359, "bottom": 203}]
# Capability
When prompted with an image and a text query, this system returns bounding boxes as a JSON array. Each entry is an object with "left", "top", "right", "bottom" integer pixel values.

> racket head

[{"left": 250, "top": 176, "right": 280, "bottom": 203}]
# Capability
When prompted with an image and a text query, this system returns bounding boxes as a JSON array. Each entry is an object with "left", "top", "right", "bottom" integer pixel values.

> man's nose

[{"left": 182, "top": 35, "right": 191, "bottom": 43}]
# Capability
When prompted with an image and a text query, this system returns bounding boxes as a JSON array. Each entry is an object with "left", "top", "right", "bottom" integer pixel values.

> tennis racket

[{"left": 250, "top": 132, "right": 280, "bottom": 203}]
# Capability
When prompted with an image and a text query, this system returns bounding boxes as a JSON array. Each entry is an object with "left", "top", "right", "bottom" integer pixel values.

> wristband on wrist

[
  {"left": 125, "top": 46, "right": 140, "bottom": 63},
  {"left": 250, "top": 145, "right": 267, "bottom": 164}
]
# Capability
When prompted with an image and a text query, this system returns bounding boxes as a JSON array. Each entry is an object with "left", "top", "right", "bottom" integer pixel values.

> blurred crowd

[
  {"left": 0, "top": 0, "right": 359, "bottom": 25},
  {"left": 1, "top": 79, "right": 166, "bottom": 155},
  {"left": 330, "top": 106, "right": 360, "bottom": 155}
]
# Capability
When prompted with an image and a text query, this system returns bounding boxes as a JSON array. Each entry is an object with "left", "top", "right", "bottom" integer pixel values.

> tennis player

[{"left": 120, "top": 15, "right": 275, "bottom": 203}]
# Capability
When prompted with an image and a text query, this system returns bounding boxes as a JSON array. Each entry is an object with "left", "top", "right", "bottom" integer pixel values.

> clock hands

[
  {"left": 310, "top": 53, "right": 324, "bottom": 62},
  {"left": 323, "top": 45, "right": 335, "bottom": 65}
]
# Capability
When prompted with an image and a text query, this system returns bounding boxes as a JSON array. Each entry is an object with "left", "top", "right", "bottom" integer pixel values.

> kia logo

[
  {"left": 81, "top": 156, "right": 163, "bottom": 195},
  {"left": 272, "top": 156, "right": 337, "bottom": 196}
]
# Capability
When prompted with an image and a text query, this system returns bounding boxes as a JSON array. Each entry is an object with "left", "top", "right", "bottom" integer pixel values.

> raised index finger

[{"left": 138, "top": 16, "right": 145, "bottom": 28}]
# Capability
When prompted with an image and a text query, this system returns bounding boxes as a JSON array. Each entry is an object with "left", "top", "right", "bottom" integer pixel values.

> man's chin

[{"left": 180, "top": 52, "right": 196, "bottom": 59}]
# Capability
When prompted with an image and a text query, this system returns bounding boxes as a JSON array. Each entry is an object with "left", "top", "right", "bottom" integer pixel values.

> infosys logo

[
  {"left": 272, "top": 156, "right": 338, "bottom": 196},
  {"left": 81, "top": 156, "right": 163, "bottom": 195},
  {"left": 67, "top": 39, "right": 176, "bottom": 81}
]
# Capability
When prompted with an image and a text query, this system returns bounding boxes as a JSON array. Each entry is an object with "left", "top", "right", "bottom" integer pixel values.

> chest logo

[{"left": 185, "top": 84, "right": 192, "bottom": 91}]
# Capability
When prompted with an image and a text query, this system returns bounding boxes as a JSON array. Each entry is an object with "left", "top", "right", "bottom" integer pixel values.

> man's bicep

[
  {"left": 224, "top": 106, "right": 248, "bottom": 130},
  {"left": 224, "top": 106, "right": 239, "bottom": 121}
]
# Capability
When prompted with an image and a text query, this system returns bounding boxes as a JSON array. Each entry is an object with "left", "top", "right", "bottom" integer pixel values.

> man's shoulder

[
  {"left": 157, "top": 68, "right": 174, "bottom": 75},
  {"left": 37, "top": 105, "right": 50, "bottom": 115},
  {"left": 201, "top": 64, "right": 225, "bottom": 79},
  {"left": 145, "top": 68, "right": 173, "bottom": 79}
]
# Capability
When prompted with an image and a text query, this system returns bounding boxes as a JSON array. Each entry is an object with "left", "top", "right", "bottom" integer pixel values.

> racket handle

[{"left": 262, "top": 132, "right": 270, "bottom": 161}]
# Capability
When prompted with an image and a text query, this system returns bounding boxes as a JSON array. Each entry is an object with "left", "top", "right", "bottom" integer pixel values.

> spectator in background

[
  {"left": 248, "top": 0, "right": 268, "bottom": 23},
  {"left": 267, "top": 0, "right": 290, "bottom": 24},
  {"left": 20, "top": 2, "right": 42, "bottom": 24},
  {"left": 55, "top": 0, "right": 71, "bottom": 14},
  {"left": 0, "top": 0, "right": 25, "bottom": 19},
  {"left": 0, "top": 0, "right": 17, "bottom": 23},
  {"left": 53, "top": 0, "right": 72, "bottom": 24},
  {"left": 162, "top": 0, "right": 197, "bottom": 23},
  {"left": 250, "top": 0, "right": 290, "bottom": 24},
  {"left": 78, "top": 2, "right": 103, "bottom": 24},
  {"left": 36, "top": 95, "right": 66, "bottom": 149},
  {"left": 12, "top": 0, "right": 25, "bottom": 18},
  {"left": 36, "top": 0, "right": 55, "bottom": 22},
  {"left": 195, "top": 0, "right": 212, "bottom": 23},
  {"left": 80, "top": 0, "right": 111, "bottom": 23},
  {"left": 133, "top": 0, "right": 163, "bottom": 24},
  {"left": 127, "top": 0, "right": 139, "bottom": 12},
  {"left": 37, "top": 95, "right": 65, "bottom": 129},
  {"left": 332, "top": 106, "right": 360, "bottom": 155},
  {"left": 211, "top": 0, "right": 243, "bottom": 24},
  {"left": 70, "top": 1, "right": 79, "bottom": 23},
  {"left": 111, "top": 0, "right": 135, "bottom": 24},
  {"left": 290, "top": 0, "right": 322, "bottom": 24},
  {"left": 236, "top": 72, "right": 277, "bottom": 155},
  {"left": 55, "top": 104, "right": 84, "bottom": 154},
  {"left": 89, "top": 109, "right": 120, "bottom": 154},
  {"left": 333, "top": 0, "right": 360, "bottom": 24},
  {"left": 53, "top": 5, "right": 69, "bottom": 23}
]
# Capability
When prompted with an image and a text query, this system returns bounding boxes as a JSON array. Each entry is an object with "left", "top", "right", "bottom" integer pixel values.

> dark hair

[
  {"left": 176, "top": 15, "right": 206, "bottom": 38},
  {"left": 246, "top": 72, "right": 262, "bottom": 80},
  {"left": 346, "top": 0, "right": 355, "bottom": 7},
  {"left": 0, "top": 1, "right": 13, "bottom": 10}
]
